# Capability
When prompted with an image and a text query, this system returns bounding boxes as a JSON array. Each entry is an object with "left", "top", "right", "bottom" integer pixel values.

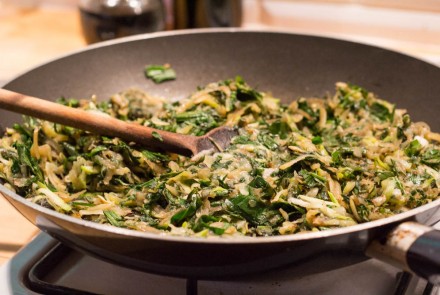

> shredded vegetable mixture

[{"left": 1, "top": 78, "right": 439, "bottom": 237}]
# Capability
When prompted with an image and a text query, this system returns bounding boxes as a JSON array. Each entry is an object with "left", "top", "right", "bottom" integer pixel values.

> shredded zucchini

[{"left": 0, "top": 78, "right": 439, "bottom": 237}]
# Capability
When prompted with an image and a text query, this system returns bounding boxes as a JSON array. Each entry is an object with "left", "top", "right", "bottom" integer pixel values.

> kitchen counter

[
  {"left": 0, "top": 6, "right": 86, "bottom": 265},
  {"left": 0, "top": 1, "right": 439, "bottom": 265},
  {"left": 0, "top": 6, "right": 86, "bottom": 83}
]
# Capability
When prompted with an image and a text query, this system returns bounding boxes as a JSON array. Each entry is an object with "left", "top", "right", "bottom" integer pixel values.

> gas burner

[{"left": 1, "top": 232, "right": 438, "bottom": 295}]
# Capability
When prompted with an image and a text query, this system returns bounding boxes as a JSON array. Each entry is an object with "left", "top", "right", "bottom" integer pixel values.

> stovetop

[
  {"left": 0, "top": 78, "right": 439, "bottom": 295},
  {"left": 1, "top": 232, "right": 438, "bottom": 295}
]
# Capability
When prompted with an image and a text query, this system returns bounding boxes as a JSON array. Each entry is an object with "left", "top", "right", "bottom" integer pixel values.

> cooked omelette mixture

[{"left": 0, "top": 78, "right": 439, "bottom": 237}]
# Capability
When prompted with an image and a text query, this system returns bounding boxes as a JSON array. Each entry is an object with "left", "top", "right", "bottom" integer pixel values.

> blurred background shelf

[
  {"left": 242, "top": 0, "right": 440, "bottom": 66},
  {"left": 1, "top": 0, "right": 440, "bottom": 85}
]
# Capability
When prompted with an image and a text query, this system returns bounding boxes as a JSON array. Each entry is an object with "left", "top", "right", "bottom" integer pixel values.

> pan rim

[
  {"left": 1, "top": 28, "right": 439, "bottom": 245},
  {"left": 1, "top": 182, "right": 439, "bottom": 244},
  {"left": 4, "top": 27, "right": 439, "bottom": 87}
]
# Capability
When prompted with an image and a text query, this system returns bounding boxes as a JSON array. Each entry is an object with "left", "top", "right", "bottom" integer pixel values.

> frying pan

[{"left": 1, "top": 29, "right": 440, "bottom": 283}]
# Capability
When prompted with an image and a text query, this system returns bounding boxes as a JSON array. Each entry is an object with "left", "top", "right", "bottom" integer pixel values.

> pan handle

[{"left": 366, "top": 222, "right": 440, "bottom": 285}]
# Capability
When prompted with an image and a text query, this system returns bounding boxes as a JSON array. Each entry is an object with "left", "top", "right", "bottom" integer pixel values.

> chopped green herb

[
  {"left": 421, "top": 149, "right": 440, "bottom": 167},
  {"left": 145, "top": 64, "right": 176, "bottom": 83},
  {"left": 405, "top": 139, "right": 422, "bottom": 157},
  {"left": 152, "top": 131, "right": 163, "bottom": 142},
  {"left": 104, "top": 210, "right": 124, "bottom": 227},
  {"left": 312, "top": 136, "right": 323, "bottom": 144},
  {"left": 56, "top": 97, "right": 80, "bottom": 108},
  {"left": 370, "top": 102, "right": 393, "bottom": 122}
]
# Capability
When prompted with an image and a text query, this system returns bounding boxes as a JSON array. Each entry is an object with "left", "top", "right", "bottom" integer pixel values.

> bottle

[
  {"left": 173, "top": 0, "right": 242, "bottom": 29},
  {"left": 79, "top": 0, "right": 166, "bottom": 44}
]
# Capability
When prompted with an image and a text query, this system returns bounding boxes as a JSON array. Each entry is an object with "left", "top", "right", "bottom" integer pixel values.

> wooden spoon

[{"left": 0, "top": 88, "right": 238, "bottom": 156}]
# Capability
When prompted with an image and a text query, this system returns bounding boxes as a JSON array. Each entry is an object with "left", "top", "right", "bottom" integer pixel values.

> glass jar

[{"left": 79, "top": 0, "right": 166, "bottom": 44}]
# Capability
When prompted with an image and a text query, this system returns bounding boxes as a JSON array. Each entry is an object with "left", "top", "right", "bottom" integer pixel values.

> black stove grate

[
  {"left": 27, "top": 244, "right": 99, "bottom": 295},
  {"left": 26, "top": 242, "right": 199, "bottom": 295},
  {"left": 24, "top": 242, "right": 435, "bottom": 295}
]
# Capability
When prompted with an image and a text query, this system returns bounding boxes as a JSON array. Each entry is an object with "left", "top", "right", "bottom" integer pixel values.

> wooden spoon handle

[{"left": 0, "top": 88, "right": 196, "bottom": 155}]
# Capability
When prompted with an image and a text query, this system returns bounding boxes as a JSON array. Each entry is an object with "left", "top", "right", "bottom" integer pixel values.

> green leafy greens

[{"left": 0, "top": 79, "right": 438, "bottom": 237}]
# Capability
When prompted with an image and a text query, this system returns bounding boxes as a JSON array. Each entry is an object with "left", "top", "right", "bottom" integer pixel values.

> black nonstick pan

[{"left": 1, "top": 29, "right": 440, "bottom": 283}]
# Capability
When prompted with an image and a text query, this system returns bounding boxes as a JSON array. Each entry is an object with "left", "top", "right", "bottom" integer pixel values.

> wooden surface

[
  {"left": 0, "top": 197, "right": 38, "bottom": 264},
  {"left": 0, "top": 6, "right": 86, "bottom": 265},
  {"left": 0, "top": 6, "right": 86, "bottom": 82}
]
